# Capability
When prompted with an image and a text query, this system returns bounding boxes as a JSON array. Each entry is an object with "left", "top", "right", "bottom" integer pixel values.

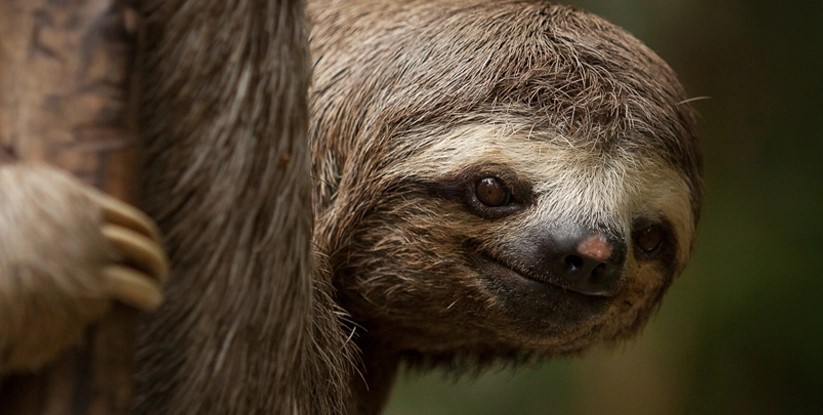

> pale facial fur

[
  {"left": 394, "top": 123, "right": 695, "bottom": 265},
  {"left": 334, "top": 122, "right": 696, "bottom": 358}
]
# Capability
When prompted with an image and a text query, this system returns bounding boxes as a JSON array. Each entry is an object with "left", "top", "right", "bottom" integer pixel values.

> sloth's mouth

[
  {"left": 478, "top": 251, "right": 558, "bottom": 287},
  {"left": 473, "top": 249, "right": 612, "bottom": 300},
  {"left": 463, "top": 241, "right": 610, "bottom": 334}
]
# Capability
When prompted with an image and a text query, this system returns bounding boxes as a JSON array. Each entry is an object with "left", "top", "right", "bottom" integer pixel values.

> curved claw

[
  {"left": 105, "top": 265, "right": 164, "bottom": 311},
  {"left": 96, "top": 192, "right": 163, "bottom": 243},
  {"left": 102, "top": 224, "right": 169, "bottom": 285}
]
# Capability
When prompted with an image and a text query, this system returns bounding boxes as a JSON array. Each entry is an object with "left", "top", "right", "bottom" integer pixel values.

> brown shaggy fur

[
  {"left": 309, "top": 0, "right": 702, "bottom": 412},
  {"left": 133, "top": 0, "right": 354, "bottom": 414},
  {"left": 2, "top": 0, "right": 356, "bottom": 412},
  {"left": 2, "top": 0, "right": 701, "bottom": 414}
]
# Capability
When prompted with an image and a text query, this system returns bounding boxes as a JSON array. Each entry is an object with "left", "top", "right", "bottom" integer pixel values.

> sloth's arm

[{"left": 0, "top": 163, "right": 168, "bottom": 374}]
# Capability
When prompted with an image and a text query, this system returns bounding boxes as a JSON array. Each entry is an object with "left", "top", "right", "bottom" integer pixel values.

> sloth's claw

[
  {"left": 102, "top": 224, "right": 169, "bottom": 285},
  {"left": 104, "top": 265, "right": 164, "bottom": 311},
  {"left": 96, "top": 193, "right": 163, "bottom": 243},
  {"left": 96, "top": 192, "right": 169, "bottom": 310}
]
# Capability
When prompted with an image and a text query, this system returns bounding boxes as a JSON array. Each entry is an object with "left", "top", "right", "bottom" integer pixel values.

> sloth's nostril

[
  {"left": 564, "top": 255, "right": 584, "bottom": 273},
  {"left": 589, "top": 263, "right": 608, "bottom": 283},
  {"left": 540, "top": 230, "right": 626, "bottom": 297}
]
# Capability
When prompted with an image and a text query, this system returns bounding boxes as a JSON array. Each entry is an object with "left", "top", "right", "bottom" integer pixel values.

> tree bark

[{"left": 0, "top": 0, "right": 142, "bottom": 413}]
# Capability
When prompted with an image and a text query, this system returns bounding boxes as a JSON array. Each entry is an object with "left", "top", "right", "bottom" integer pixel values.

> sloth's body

[{"left": 0, "top": 0, "right": 701, "bottom": 414}]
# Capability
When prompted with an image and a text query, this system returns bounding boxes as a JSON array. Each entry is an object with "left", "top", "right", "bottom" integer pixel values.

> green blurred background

[{"left": 386, "top": 1, "right": 823, "bottom": 414}]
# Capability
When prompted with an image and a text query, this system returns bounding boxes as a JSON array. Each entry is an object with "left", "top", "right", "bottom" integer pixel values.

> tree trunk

[{"left": 0, "top": 0, "right": 142, "bottom": 413}]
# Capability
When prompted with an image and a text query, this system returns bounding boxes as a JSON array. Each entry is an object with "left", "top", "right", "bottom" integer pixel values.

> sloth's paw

[{"left": 0, "top": 163, "right": 168, "bottom": 373}]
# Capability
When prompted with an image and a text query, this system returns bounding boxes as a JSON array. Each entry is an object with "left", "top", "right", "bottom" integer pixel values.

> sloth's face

[
  {"left": 310, "top": 0, "right": 702, "bottom": 362},
  {"left": 335, "top": 123, "right": 698, "bottom": 357}
]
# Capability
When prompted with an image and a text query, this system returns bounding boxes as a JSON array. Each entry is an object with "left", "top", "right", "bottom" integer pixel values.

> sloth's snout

[{"left": 545, "top": 230, "right": 626, "bottom": 297}]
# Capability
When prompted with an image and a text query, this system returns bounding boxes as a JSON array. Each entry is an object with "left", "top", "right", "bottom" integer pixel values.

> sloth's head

[{"left": 309, "top": 0, "right": 702, "bottom": 364}]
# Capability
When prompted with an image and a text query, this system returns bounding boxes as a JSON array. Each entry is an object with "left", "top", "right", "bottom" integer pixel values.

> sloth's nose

[{"left": 550, "top": 231, "right": 625, "bottom": 297}]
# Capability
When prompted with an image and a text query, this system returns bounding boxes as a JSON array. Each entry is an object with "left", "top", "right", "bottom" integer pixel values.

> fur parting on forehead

[{"left": 392, "top": 124, "right": 695, "bottom": 262}]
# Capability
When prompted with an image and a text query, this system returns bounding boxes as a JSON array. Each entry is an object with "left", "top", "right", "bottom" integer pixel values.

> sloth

[
  {"left": 307, "top": 0, "right": 702, "bottom": 412},
  {"left": 0, "top": 0, "right": 701, "bottom": 414}
]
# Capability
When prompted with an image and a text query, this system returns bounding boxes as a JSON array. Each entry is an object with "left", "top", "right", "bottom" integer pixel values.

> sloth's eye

[
  {"left": 475, "top": 177, "right": 511, "bottom": 207},
  {"left": 633, "top": 224, "right": 666, "bottom": 254}
]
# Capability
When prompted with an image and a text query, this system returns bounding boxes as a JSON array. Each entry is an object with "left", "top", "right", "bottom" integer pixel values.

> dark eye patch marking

[
  {"left": 634, "top": 224, "right": 665, "bottom": 254},
  {"left": 418, "top": 164, "right": 534, "bottom": 220},
  {"left": 631, "top": 218, "right": 678, "bottom": 266}
]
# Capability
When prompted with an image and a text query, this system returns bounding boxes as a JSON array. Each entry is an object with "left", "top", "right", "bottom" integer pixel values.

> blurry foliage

[{"left": 386, "top": 1, "right": 823, "bottom": 414}]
